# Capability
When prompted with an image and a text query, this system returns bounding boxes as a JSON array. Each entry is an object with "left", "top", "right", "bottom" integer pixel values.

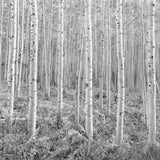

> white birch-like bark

[
  {"left": 18, "top": 0, "right": 25, "bottom": 97},
  {"left": 15, "top": 0, "right": 20, "bottom": 88},
  {"left": 116, "top": 0, "right": 125, "bottom": 145},
  {"left": 99, "top": 0, "right": 105, "bottom": 112},
  {"left": 148, "top": 0, "right": 156, "bottom": 145},
  {"left": 0, "top": 0, "right": 3, "bottom": 83},
  {"left": 57, "top": 0, "right": 64, "bottom": 128},
  {"left": 76, "top": 23, "right": 84, "bottom": 127},
  {"left": 87, "top": 0, "right": 93, "bottom": 143},
  {"left": 10, "top": 0, "right": 18, "bottom": 131},
  {"left": 28, "top": 0, "right": 38, "bottom": 138},
  {"left": 84, "top": 0, "right": 89, "bottom": 132}
]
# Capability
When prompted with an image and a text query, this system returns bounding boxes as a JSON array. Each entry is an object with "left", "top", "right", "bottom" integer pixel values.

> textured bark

[
  {"left": 99, "top": 0, "right": 105, "bottom": 112},
  {"left": 7, "top": 0, "right": 13, "bottom": 88},
  {"left": 0, "top": 0, "right": 3, "bottom": 83},
  {"left": 76, "top": 23, "right": 84, "bottom": 127},
  {"left": 148, "top": 0, "right": 156, "bottom": 145},
  {"left": 15, "top": 0, "right": 20, "bottom": 88},
  {"left": 28, "top": 0, "right": 38, "bottom": 138},
  {"left": 10, "top": 0, "right": 18, "bottom": 132},
  {"left": 85, "top": 0, "right": 89, "bottom": 132},
  {"left": 4, "top": 3, "right": 10, "bottom": 81},
  {"left": 57, "top": 0, "right": 64, "bottom": 129},
  {"left": 86, "top": 0, "right": 93, "bottom": 143},
  {"left": 107, "top": 15, "right": 111, "bottom": 116},
  {"left": 140, "top": 0, "right": 147, "bottom": 124},
  {"left": 18, "top": 0, "right": 25, "bottom": 97},
  {"left": 43, "top": 0, "right": 50, "bottom": 100},
  {"left": 116, "top": 0, "right": 125, "bottom": 145}
]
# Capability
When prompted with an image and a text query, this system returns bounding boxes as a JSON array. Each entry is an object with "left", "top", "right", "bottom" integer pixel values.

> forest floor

[{"left": 0, "top": 84, "right": 160, "bottom": 160}]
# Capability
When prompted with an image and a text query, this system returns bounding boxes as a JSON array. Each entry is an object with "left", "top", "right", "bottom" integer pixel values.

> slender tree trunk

[
  {"left": 18, "top": 0, "right": 25, "bottom": 97},
  {"left": 5, "top": 1, "right": 11, "bottom": 82},
  {"left": 28, "top": 0, "right": 33, "bottom": 134},
  {"left": 43, "top": 0, "right": 50, "bottom": 100},
  {"left": 86, "top": 0, "right": 93, "bottom": 152},
  {"left": 85, "top": 0, "right": 89, "bottom": 132},
  {"left": 7, "top": 0, "right": 13, "bottom": 91},
  {"left": 0, "top": 0, "right": 3, "bottom": 83},
  {"left": 130, "top": 0, "right": 134, "bottom": 90},
  {"left": 10, "top": 0, "right": 18, "bottom": 132},
  {"left": 15, "top": 0, "right": 20, "bottom": 89},
  {"left": 107, "top": 15, "right": 111, "bottom": 116},
  {"left": 28, "top": 0, "right": 38, "bottom": 138},
  {"left": 99, "top": 0, "right": 105, "bottom": 112},
  {"left": 76, "top": 24, "right": 84, "bottom": 127},
  {"left": 116, "top": 0, "right": 125, "bottom": 145},
  {"left": 148, "top": 0, "right": 156, "bottom": 145},
  {"left": 140, "top": 0, "right": 147, "bottom": 124},
  {"left": 57, "top": 0, "right": 64, "bottom": 129}
]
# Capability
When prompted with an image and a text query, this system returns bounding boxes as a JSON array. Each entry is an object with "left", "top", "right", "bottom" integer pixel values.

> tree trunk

[
  {"left": 18, "top": 0, "right": 25, "bottom": 97},
  {"left": 0, "top": 0, "right": 3, "bottom": 83},
  {"left": 28, "top": 0, "right": 38, "bottom": 138},
  {"left": 116, "top": 0, "right": 125, "bottom": 145},
  {"left": 148, "top": 0, "right": 156, "bottom": 145},
  {"left": 10, "top": 0, "right": 18, "bottom": 132},
  {"left": 57, "top": 0, "right": 64, "bottom": 129},
  {"left": 86, "top": 0, "right": 93, "bottom": 151}
]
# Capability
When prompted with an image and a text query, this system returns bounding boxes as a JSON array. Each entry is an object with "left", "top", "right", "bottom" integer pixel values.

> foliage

[
  {"left": 1, "top": 89, "right": 160, "bottom": 160},
  {"left": 0, "top": 134, "right": 50, "bottom": 160}
]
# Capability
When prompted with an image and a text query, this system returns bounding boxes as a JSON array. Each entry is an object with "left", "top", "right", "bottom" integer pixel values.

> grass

[{"left": 0, "top": 84, "right": 160, "bottom": 159}]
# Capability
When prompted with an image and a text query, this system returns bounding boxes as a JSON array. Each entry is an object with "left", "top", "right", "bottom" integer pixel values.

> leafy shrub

[{"left": 0, "top": 134, "right": 50, "bottom": 160}]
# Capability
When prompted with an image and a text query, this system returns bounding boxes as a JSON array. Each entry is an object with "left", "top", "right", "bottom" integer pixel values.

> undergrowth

[{"left": 0, "top": 89, "right": 160, "bottom": 160}]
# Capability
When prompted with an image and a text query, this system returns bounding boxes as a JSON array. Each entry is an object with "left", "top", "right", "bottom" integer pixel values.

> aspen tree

[
  {"left": 86, "top": 0, "right": 93, "bottom": 144},
  {"left": 147, "top": 0, "right": 156, "bottom": 145},
  {"left": 105, "top": 1, "right": 109, "bottom": 112},
  {"left": 5, "top": 2, "right": 10, "bottom": 81},
  {"left": 116, "top": 0, "right": 125, "bottom": 145},
  {"left": 130, "top": 0, "right": 134, "bottom": 90},
  {"left": 15, "top": 0, "right": 20, "bottom": 88},
  {"left": 24, "top": 2, "right": 30, "bottom": 84},
  {"left": 28, "top": 0, "right": 34, "bottom": 134},
  {"left": 32, "top": 0, "right": 38, "bottom": 138},
  {"left": 43, "top": 0, "right": 50, "bottom": 100},
  {"left": 116, "top": 0, "right": 120, "bottom": 142},
  {"left": 107, "top": 15, "right": 111, "bottom": 116},
  {"left": 75, "top": 24, "right": 84, "bottom": 127},
  {"left": 140, "top": 0, "right": 147, "bottom": 123},
  {"left": 7, "top": 0, "right": 14, "bottom": 89},
  {"left": 18, "top": 0, "right": 25, "bottom": 97},
  {"left": 39, "top": 11, "right": 43, "bottom": 89},
  {"left": 146, "top": 0, "right": 151, "bottom": 126},
  {"left": 57, "top": 1, "right": 61, "bottom": 128},
  {"left": 47, "top": 0, "right": 52, "bottom": 99},
  {"left": 57, "top": 0, "right": 64, "bottom": 128},
  {"left": 0, "top": 0, "right": 3, "bottom": 83},
  {"left": 10, "top": 0, "right": 18, "bottom": 131},
  {"left": 99, "top": 0, "right": 105, "bottom": 112},
  {"left": 39, "top": 12, "right": 43, "bottom": 89},
  {"left": 93, "top": 4, "right": 98, "bottom": 84},
  {"left": 28, "top": 0, "right": 38, "bottom": 138},
  {"left": 63, "top": 15, "right": 69, "bottom": 92},
  {"left": 84, "top": 0, "right": 89, "bottom": 132}
]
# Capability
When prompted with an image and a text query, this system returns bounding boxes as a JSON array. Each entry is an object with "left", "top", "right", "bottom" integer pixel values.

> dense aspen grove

[{"left": 0, "top": 0, "right": 160, "bottom": 159}]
